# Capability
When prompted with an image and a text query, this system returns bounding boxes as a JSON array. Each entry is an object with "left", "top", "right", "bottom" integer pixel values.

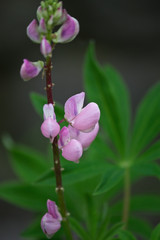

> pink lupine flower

[
  {"left": 20, "top": 59, "right": 44, "bottom": 81},
  {"left": 40, "top": 37, "right": 52, "bottom": 57},
  {"left": 41, "top": 200, "right": 62, "bottom": 239},
  {"left": 58, "top": 126, "right": 83, "bottom": 163},
  {"left": 39, "top": 18, "right": 47, "bottom": 33},
  {"left": 64, "top": 92, "right": 100, "bottom": 132},
  {"left": 41, "top": 104, "right": 60, "bottom": 142},
  {"left": 53, "top": 14, "right": 79, "bottom": 43},
  {"left": 68, "top": 123, "right": 99, "bottom": 150},
  {"left": 26, "top": 19, "right": 41, "bottom": 43}
]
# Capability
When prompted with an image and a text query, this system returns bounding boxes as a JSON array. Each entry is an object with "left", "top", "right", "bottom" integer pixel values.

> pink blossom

[
  {"left": 20, "top": 59, "right": 44, "bottom": 81},
  {"left": 58, "top": 126, "right": 82, "bottom": 163},
  {"left": 53, "top": 14, "right": 79, "bottom": 43},
  {"left": 41, "top": 200, "right": 62, "bottom": 239},
  {"left": 41, "top": 104, "right": 60, "bottom": 142},
  {"left": 40, "top": 37, "right": 52, "bottom": 57},
  {"left": 26, "top": 19, "right": 41, "bottom": 43},
  {"left": 64, "top": 92, "right": 100, "bottom": 132}
]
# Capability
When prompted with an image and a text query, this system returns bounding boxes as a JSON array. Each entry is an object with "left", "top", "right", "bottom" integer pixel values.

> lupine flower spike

[{"left": 41, "top": 200, "right": 62, "bottom": 239}]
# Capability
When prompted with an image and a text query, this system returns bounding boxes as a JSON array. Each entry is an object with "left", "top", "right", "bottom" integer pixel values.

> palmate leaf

[
  {"left": 30, "top": 92, "right": 64, "bottom": 121},
  {"left": 151, "top": 223, "right": 160, "bottom": 240},
  {"left": 70, "top": 217, "right": 91, "bottom": 240},
  {"left": 0, "top": 182, "right": 55, "bottom": 212},
  {"left": 131, "top": 82, "right": 160, "bottom": 157},
  {"left": 93, "top": 166, "right": 124, "bottom": 196},
  {"left": 101, "top": 222, "right": 123, "bottom": 240},
  {"left": 84, "top": 42, "right": 130, "bottom": 157}
]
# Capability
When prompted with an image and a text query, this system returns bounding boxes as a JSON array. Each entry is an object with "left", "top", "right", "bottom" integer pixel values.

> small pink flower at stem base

[
  {"left": 20, "top": 59, "right": 44, "bottom": 81},
  {"left": 27, "top": 19, "right": 41, "bottom": 43},
  {"left": 41, "top": 200, "right": 62, "bottom": 239},
  {"left": 53, "top": 14, "right": 79, "bottom": 43},
  {"left": 40, "top": 37, "right": 52, "bottom": 58}
]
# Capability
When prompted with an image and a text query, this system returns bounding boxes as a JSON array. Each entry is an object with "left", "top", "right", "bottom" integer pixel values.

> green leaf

[
  {"left": 112, "top": 195, "right": 160, "bottom": 214},
  {"left": 104, "top": 65, "right": 131, "bottom": 144},
  {"left": 7, "top": 143, "right": 49, "bottom": 182},
  {"left": 128, "top": 217, "right": 152, "bottom": 239},
  {"left": 102, "top": 222, "right": 123, "bottom": 240},
  {"left": 0, "top": 182, "right": 55, "bottom": 211},
  {"left": 118, "top": 229, "right": 136, "bottom": 240},
  {"left": 131, "top": 162, "right": 160, "bottom": 179},
  {"left": 70, "top": 217, "right": 91, "bottom": 240},
  {"left": 151, "top": 223, "right": 160, "bottom": 240},
  {"left": 94, "top": 167, "right": 124, "bottom": 196},
  {"left": 21, "top": 218, "right": 44, "bottom": 238},
  {"left": 131, "top": 82, "right": 160, "bottom": 157},
  {"left": 138, "top": 140, "right": 160, "bottom": 163},
  {"left": 30, "top": 92, "right": 64, "bottom": 121},
  {"left": 84, "top": 42, "right": 127, "bottom": 156}
]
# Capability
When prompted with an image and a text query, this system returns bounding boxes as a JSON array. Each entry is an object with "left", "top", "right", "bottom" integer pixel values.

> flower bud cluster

[
  {"left": 41, "top": 92, "right": 100, "bottom": 163},
  {"left": 41, "top": 200, "right": 62, "bottom": 239},
  {"left": 20, "top": 0, "right": 79, "bottom": 81}
]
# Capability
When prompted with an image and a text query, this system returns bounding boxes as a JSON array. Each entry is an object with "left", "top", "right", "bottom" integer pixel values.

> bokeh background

[{"left": 0, "top": 0, "right": 160, "bottom": 239}]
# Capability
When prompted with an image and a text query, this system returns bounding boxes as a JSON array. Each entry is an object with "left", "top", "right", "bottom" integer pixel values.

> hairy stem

[
  {"left": 45, "top": 56, "right": 73, "bottom": 240},
  {"left": 122, "top": 168, "right": 130, "bottom": 229}
]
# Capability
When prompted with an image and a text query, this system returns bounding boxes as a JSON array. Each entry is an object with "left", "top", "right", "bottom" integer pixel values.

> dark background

[{"left": 0, "top": 0, "right": 160, "bottom": 239}]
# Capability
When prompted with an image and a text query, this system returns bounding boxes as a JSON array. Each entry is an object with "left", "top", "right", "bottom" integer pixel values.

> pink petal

[
  {"left": 41, "top": 213, "right": 61, "bottom": 239},
  {"left": 75, "top": 123, "right": 99, "bottom": 149},
  {"left": 43, "top": 104, "right": 55, "bottom": 120},
  {"left": 26, "top": 19, "right": 40, "bottom": 43},
  {"left": 20, "top": 59, "right": 44, "bottom": 81},
  {"left": 64, "top": 92, "right": 85, "bottom": 122},
  {"left": 47, "top": 200, "right": 62, "bottom": 221},
  {"left": 39, "top": 18, "right": 47, "bottom": 33},
  {"left": 54, "top": 14, "right": 79, "bottom": 43},
  {"left": 58, "top": 126, "right": 70, "bottom": 149},
  {"left": 62, "top": 139, "right": 83, "bottom": 163},
  {"left": 41, "top": 118, "right": 60, "bottom": 142},
  {"left": 71, "top": 102, "right": 100, "bottom": 132},
  {"left": 40, "top": 37, "right": 52, "bottom": 57}
]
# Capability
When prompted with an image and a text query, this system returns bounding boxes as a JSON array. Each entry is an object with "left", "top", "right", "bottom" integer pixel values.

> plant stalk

[
  {"left": 122, "top": 168, "right": 130, "bottom": 229},
  {"left": 45, "top": 56, "right": 73, "bottom": 240}
]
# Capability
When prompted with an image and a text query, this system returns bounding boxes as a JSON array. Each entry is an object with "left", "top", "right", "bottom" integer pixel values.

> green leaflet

[
  {"left": 118, "top": 229, "right": 136, "bottom": 240},
  {"left": 112, "top": 194, "right": 160, "bottom": 214},
  {"left": 102, "top": 222, "right": 123, "bottom": 240},
  {"left": 70, "top": 217, "right": 91, "bottom": 240},
  {"left": 131, "top": 82, "right": 160, "bottom": 157},
  {"left": 30, "top": 92, "right": 64, "bottom": 121},
  {"left": 128, "top": 217, "right": 152, "bottom": 239},
  {"left": 93, "top": 167, "right": 124, "bottom": 196},
  {"left": 131, "top": 162, "right": 160, "bottom": 179},
  {"left": 84, "top": 42, "right": 130, "bottom": 156},
  {"left": 6, "top": 143, "right": 49, "bottom": 182},
  {"left": 138, "top": 140, "right": 160, "bottom": 163},
  {"left": 0, "top": 182, "right": 55, "bottom": 212},
  {"left": 151, "top": 223, "right": 160, "bottom": 240}
]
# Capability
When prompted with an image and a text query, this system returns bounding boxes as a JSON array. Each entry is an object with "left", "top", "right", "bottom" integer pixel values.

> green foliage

[
  {"left": 151, "top": 223, "right": 160, "bottom": 240},
  {"left": 118, "top": 229, "right": 136, "bottom": 240}
]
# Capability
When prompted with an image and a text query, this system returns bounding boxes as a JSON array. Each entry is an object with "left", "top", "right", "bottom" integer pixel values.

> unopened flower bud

[
  {"left": 20, "top": 59, "right": 44, "bottom": 81},
  {"left": 27, "top": 19, "right": 41, "bottom": 43},
  {"left": 39, "top": 18, "right": 47, "bottom": 33},
  {"left": 48, "top": 15, "right": 54, "bottom": 26},
  {"left": 53, "top": 14, "right": 79, "bottom": 43},
  {"left": 37, "top": 6, "right": 43, "bottom": 21},
  {"left": 40, "top": 37, "right": 52, "bottom": 57}
]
